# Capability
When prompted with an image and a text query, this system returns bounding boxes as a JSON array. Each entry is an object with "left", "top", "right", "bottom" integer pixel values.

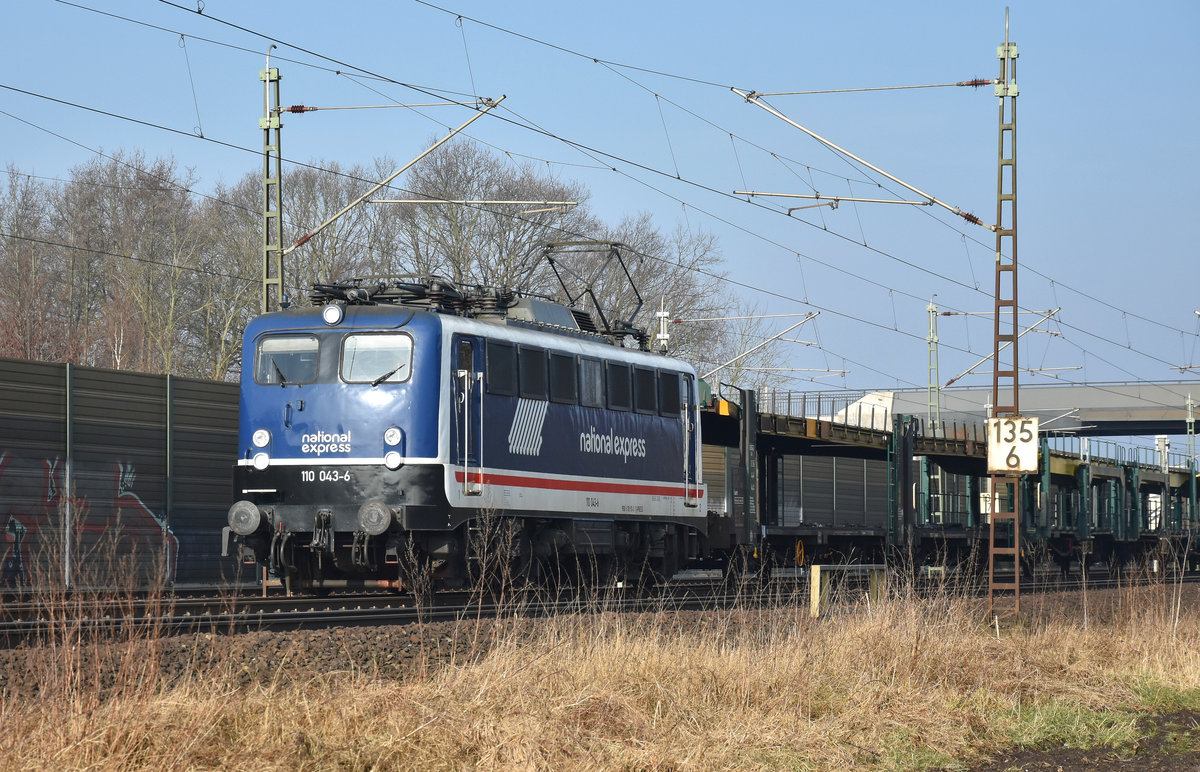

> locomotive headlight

[
  {"left": 383, "top": 426, "right": 402, "bottom": 446},
  {"left": 383, "top": 451, "right": 402, "bottom": 470},
  {"left": 228, "top": 500, "right": 262, "bottom": 536},
  {"left": 252, "top": 452, "right": 270, "bottom": 471},
  {"left": 252, "top": 428, "right": 271, "bottom": 448},
  {"left": 322, "top": 304, "right": 344, "bottom": 326},
  {"left": 357, "top": 499, "right": 392, "bottom": 536}
]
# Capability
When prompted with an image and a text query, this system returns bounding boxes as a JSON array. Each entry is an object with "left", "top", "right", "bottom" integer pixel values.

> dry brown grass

[{"left": 3, "top": 579, "right": 1200, "bottom": 770}]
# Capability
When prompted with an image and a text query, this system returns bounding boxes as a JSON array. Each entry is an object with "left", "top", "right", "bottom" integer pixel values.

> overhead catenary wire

[
  {"left": 732, "top": 88, "right": 993, "bottom": 231},
  {"left": 137, "top": 0, "right": 1200, "bottom": 356},
  {"left": 700, "top": 315, "right": 818, "bottom": 380},
  {"left": 0, "top": 231, "right": 254, "bottom": 284},
  {"left": 0, "top": 107, "right": 423, "bottom": 288},
  {"left": 177, "top": 34, "right": 204, "bottom": 136},
  {"left": 491, "top": 101, "right": 990, "bottom": 307},
  {"left": 277, "top": 102, "right": 468, "bottom": 112},
  {"left": 672, "top": 313, "right": 817, "bottom": 323},
  {"left": 283, "top": 96, "right": 505, "bottom": 255},
  {"left": 56, "top": 0, "right": 477, "bottom": 97},
  {"left": 413, "top": 0, "right": 732, "bottom": 89},
  {"left": 0, "top": 71, "right": 1169, "bottom": 388},
  {"left": 492, "top": 100, "right": 1198, "bottom": 385},
  {"left": 368, "top": 199, "right": 577, "bottom": 206},
  {"left": 213, "top": 12, "right": 1200, "bottom": 405},
  {"left": 456, "top": 13, "right": 478, "bottom": 98},
  {"left": 485, "top": 96, "right": 1031, "bottom": 328},
  {"left": 23, "top": 0, "right": 1195, "bottom": 389},
  {"left": 749, "top": 79, "right": 997, "bottom": 97},
  {"left": 0, "top": 87, "right": 522, "bottom": 297},
  {"left": 944, "top": 309, "right": 1060, "bottom": 387},
  {"left": 4, "top": 90, "right": 898, "bottom": 352},
  {"left": 734, "top": 191, "right": 931, "bottom": 206},
  {"left": 325, "top": 64, "right": 995, "bottom": 317},
  {"left": 415, "top": 2, "right": 1200, "bottom": 350},
  {"left": 0, "top": 153, "right": 1176, "bottom": 406},
  {"left": 3, "top": 88, "right": 823, "bottom": 330},
  {"left": 65, "top": 0, "right": 1200, "bottom": 361},
  {"left": 583, "top": 70, "right": 1200, "bottom": 369}
]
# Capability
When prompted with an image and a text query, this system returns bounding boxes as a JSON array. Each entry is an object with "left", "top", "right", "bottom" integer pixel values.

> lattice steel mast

[
  {"left": 927, "top": 297, "right": 941, "bottom": 436},
  {"left": 261, "top": 48, "right": 285, "bottom": 313},
  {"left": 989, "top": 11, "right": 1021, "bottom": 617}
]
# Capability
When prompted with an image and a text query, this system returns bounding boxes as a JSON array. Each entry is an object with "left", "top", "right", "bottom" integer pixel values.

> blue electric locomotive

[{"left": 227, "top": 279, "right": 707, "bottom": 592}]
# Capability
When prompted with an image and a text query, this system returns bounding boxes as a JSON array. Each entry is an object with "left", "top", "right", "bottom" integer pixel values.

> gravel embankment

[{"left": 0, "top": 615, "right": 528, "bottom": 697}]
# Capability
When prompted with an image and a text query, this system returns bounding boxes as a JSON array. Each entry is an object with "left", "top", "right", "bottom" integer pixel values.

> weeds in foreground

[{"left": 2, "top": 572, "right": 1199, "bottom": 770}]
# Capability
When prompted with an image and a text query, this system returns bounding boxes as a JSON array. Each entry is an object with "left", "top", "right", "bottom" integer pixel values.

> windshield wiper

[
  {"left": 272, "top": 360, "right": 289, "bottom": 387},
  {"left": 371, "top": 362, "right": 407, "bottom": 387}
]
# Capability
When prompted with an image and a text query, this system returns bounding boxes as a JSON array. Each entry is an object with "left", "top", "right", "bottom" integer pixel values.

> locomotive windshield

[
  {"left": 341, "top": 333, "right": 414, "bottom": 384},
  {"left": 255, "top": 335, "right": 319, "bottom": 385}
]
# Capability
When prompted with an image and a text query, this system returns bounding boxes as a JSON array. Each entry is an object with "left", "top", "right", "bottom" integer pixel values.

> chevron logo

[{"left": 508, "top": 398, "right": 549, "bottom": 456}]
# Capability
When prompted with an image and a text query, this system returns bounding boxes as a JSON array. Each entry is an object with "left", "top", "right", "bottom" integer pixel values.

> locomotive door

[
  {"left": 683, "top": 374, "right": 701, "bottom": 507},
  {"left": 453, "top": 336, "right": 483, "bottom": 495}
]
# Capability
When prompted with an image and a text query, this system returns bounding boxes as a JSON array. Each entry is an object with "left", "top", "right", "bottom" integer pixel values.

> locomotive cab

[{"left": 228, "top": 304, "right": 446, "bottom": 591}]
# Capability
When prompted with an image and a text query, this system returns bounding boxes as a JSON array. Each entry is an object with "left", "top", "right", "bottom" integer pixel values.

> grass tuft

[{"left": 2, "top": 573, "right": 1200, "bottom": 769}]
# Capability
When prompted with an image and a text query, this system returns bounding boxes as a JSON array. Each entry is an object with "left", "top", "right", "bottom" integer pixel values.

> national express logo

[
  {"left": 579, "top": 426, "right": 647, "bottom": 463},
  {"left": 302, "top": 430, "right": 352, "bottom": 456},
  {"left": 505, "top": 401, "right": 647, "bottom": 463},
  {"left": 508, "top": 399, "right": 548, "bottom": 456}
]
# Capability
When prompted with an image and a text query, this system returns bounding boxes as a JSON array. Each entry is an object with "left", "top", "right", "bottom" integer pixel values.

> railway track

[
  {"left": 0, "top": 581, "right": 734, "bottom": 646},
  {"left": 2, "top": 569, "right": 1195, "bottom": 647}
]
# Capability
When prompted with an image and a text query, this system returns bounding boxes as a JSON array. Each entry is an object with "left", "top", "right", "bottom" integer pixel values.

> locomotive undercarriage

[{"left": 239, "top": 508, "right": 707, "bottom": 595}]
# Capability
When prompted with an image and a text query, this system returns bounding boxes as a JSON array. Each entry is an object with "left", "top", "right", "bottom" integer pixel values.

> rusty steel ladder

[{"left": 989, "top": 15, "right": 1022, "bottom": 619}]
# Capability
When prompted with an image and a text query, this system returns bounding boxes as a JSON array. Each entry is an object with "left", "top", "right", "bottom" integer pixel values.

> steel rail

[{"left": 2, "top": 572, "right": 1194, "bottom": 647}]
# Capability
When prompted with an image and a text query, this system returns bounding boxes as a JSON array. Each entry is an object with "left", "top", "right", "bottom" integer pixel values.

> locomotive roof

[
  {"left": 248, "top": 291, "right": 690, "bottom": 372},
  {"left": 304, "top": 276, "right": 650, "bottom": 349}
]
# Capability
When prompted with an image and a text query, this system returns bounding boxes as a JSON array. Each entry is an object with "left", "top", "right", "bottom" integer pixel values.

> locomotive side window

[
  {"left": 518, "top": 346, "right": 548, "bottom": 400},
  {"left": 633, "top": 366, "right": 658, "bottom": 414},
  {"left": 341, "top": 333, "right": 413, "bottom": 384},
  {"left": 485, "top": 340, "right": 516, "bottom": 396},
  {"left": 255, "top": 335, "right": 319, "bottom": 385},
  {"left": 658, "top": 371, "right": 681, "bottom": 416},
  {"left": 580, "top": 357, "right": 604, "bottom": 408},
  {"left": 456, "top": 339, "right": 473, "bottom": 373},
  {"left": 606, "top": 362, "right": 632, "bottom": 412},
  {"left": 549, "top": 352, "right": 578, "bottom": 404}
]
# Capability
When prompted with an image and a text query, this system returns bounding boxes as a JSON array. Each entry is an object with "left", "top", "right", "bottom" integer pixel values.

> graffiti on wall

[{"left": 0, "top": 451, "right": 179, "bottom": 586}]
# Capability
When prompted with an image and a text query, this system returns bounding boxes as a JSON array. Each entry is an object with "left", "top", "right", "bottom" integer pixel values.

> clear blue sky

[{"left": 2, "top": 0, "right": 1197, "bottom": 405}]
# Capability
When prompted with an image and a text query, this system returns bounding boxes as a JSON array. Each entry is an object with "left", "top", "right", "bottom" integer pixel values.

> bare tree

[
  {"left": 279, "top": 160, "right": 387, "bottom": 294},
  {"left": 392, "top": 138, "right": 593, "bottom": 288},
  {"left": 697, "top": 297, "right": 797, "bottom": 397},
  {"left": 0, "top": 168, "right": 73, "bottom": 361},
  {"left": 49, "top": 153, "right": 210, "bottom": 374},
  {"left": 177, "top": 175, "right": 260, "bottom": 380},
  {"left": 1, "top": 141, "right": 786, "bottom": 392}
]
